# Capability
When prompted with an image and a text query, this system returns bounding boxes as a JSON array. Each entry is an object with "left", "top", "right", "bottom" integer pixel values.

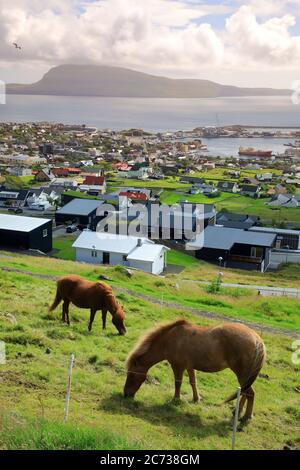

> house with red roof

[
  {"left": 119, "top": 190, "right": 149, "bottom": 201},
  {"left": 79, "top": 175, "right": 106, "bottom": 194}
]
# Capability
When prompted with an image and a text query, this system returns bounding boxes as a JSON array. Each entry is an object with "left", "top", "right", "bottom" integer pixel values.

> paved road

[{"left": 181, "top": 279, "right": 300, "bottom": 298}]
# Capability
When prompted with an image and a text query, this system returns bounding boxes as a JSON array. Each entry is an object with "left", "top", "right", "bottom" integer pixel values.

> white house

[{"left": 72, "top": 231, "right": 169, "bottom": 275}]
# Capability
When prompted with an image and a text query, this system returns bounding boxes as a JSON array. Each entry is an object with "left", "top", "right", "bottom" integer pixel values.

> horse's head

[
  {"left": 112, "top": 303, "right": 126, "bottom": 335},
  {"left": 124, "top": 357, "right": 147, "bottom": 398},
  {"left": 105, "top": 292, "right": 126, "bottom": 335}
]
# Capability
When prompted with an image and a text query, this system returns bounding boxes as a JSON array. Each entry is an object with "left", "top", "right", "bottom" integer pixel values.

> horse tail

[
  {"left": 223, "top": 340, "right": 266, "bottom": 404},
  {"left": 49, "top": 284, "right": 62, "bottom": 311}
]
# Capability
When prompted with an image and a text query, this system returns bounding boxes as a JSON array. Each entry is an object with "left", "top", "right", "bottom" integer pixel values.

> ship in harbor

[
  {"left": 284, "top": 140, "right": 300, "bottom": 148},
  {"left": 238, "top": 147, "right": 273, "bottom": 157}
]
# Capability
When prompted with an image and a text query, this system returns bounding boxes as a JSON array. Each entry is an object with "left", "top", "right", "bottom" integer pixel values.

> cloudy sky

[{"left": 1, "top": 0, "right": 300, "bottom": 87}]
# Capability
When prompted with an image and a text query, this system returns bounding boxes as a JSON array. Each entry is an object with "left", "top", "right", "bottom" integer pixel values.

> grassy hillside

[{"left": 0, "top": 253, "right": 299, "bottom": 450}]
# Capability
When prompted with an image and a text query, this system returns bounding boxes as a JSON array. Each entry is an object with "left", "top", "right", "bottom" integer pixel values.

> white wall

[
  {"left": 269, "top": 250, "right": 300, "bottom": 265},
  {"left": 152, "top": 252, "right": 165, "bottom": 275},
  {"left": 75, "top": 247, "right": 166, "bottom": 275},
  {"left": 128, "top": 259, "right": 153, "bottom": 274},
  {"left": 129, "top": 251, "right": 165, "bottom": 275},
  {"left": 75, "top": 248, "right": 124, "bottom": 266}
]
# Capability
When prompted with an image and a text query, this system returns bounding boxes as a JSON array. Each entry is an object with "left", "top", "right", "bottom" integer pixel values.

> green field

[
  {"left": 160, "top": 190, "right": 238, "bottom": 205},
  {"left": 159, "top": 190, "right": 300, "bottom": 225},
  {"left": 191, "top": 167, "right": 283, "bottom": 182},
  {"left": 53, "top": 235, "right": 76, "bottom": 261},
  {"left": 107, "top": 176, "right": 190, "bottom": 190},
  {"left": 1, "top": 251, "right": 300, "bottom": 330},
  {"left": 216, "top": 196, "right": 300, "bottom": 225},
  {"left": 0, "top": 253, "right": 299, "bottom": 450},
  {"left": 106, "top": 172, "right": 300, "bottom": 225}
]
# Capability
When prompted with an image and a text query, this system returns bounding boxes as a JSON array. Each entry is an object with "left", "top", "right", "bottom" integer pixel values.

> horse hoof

[
  {"left": 193, "top": 396, "right": 201, "bottom": 403},
  {"left": 240, "top": 415, "right": 253, "bottom": 424}
]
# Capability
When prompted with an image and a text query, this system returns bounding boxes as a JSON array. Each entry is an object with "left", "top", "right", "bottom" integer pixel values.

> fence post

[
  {"left": 64, "top": 353, "right": 75, "bottom": 423},
  {"left": 231, "top": 386, "right": 241, "bottom": 450},
  {"left": 161, "top": 293, "right": 164, "bottom": 315}
]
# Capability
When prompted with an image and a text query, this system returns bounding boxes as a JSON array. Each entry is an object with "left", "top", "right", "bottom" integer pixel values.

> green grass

[
  {"left": 63, "top": 190, "right": 99, "bottom": 200},
  {"left": 107, "top": 177, "right": 190, "bottom": 190},
  {"left": 191, "top": 167, "right": 283, "bottom": 183},
  {"left": 0, "top": 416, "right": 140, "bottom": 450},
  {"left": 216, "top": 196, "right": 300, "bottom": 224},
  {"left": 0, "top": 260, "right": 299, "bottom": 450},
  {"left": 160, "top": 190, "right": 238, "bottom": 205},
  {"left": 52, "top": 235, "right": 76, "bottom": 261},
  {"left": 0, "top": 252, "right": 299, "bottom": 331},
  {"left": 167, "top": 249, "right": 200, "bottom": 268}
]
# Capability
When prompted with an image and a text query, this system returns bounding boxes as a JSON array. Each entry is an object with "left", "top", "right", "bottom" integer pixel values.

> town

[{"left": 0, "top": 121, "right": 299, "bottom": 275}]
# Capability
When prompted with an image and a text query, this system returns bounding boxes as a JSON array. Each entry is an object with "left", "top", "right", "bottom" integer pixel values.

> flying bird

[{"left": 13, "top": 43, "right": 21, "bottom": 50}]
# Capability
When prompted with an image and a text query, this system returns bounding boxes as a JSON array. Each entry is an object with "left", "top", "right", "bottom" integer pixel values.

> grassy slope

[
  {"left": 0, "top": 252, "right": 299, "bottom": 331},
  {"left": 159, "top": 190, "right": 300, "bottom": 224},
  {"left": 0, "top": 253, "right": 299, "bottom": 450}
]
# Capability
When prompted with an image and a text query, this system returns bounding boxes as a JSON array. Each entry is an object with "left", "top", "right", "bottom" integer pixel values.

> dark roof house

[
  {"left": 216, "top": 212, "right": 259, "bottom": 229},
  {"left": 0, "top": 214, "right": 52, "bottom": 252},
  {"left": 217, "top": 181, "right": 239, "bottom": 193},
  {"left": 55, "top": 199, "right": 104, "bottom": 228},
  {"left": 186, "top": 225, "right": 276, "bottom": 271}
]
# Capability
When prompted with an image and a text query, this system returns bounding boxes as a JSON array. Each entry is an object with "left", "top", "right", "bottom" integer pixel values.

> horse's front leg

[
  {"left": 187, "top": 369, "right": 200, "bottom": 403},
  {"left": 102, "top": 309, "right": 107, "bottom": 330},
  {"left": 171, "top": 364, "right": 184, "bottom": 402},
  {"left": 63, "top": 301, "right": 70, "bottom": 325},
  {"left": 88, "top": 309, "right": 97, "bottom": 332}
]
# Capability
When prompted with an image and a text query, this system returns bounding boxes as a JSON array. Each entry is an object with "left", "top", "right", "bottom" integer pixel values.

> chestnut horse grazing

[
  {"left": 49, "top": 275, "right": 126, "bottom": 335},
  {"left": 124, "top": 319, "right": 266, "bottom": 421}
]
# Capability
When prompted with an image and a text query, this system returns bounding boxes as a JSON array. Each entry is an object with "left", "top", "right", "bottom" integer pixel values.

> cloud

[
  {"left": 226, "top": 5, "right": 300, "bottom": 67},
  {"left": 0, "top": 0, "right": 299, "bottom": 81}
]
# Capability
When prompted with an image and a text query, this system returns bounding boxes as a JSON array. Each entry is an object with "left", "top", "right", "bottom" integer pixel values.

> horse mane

[
  {"left": 126, "top": 319, "right": 189, "bottom": 370},
  {"left": 96, "top": 282, "right": 125, "bottom": 319}
]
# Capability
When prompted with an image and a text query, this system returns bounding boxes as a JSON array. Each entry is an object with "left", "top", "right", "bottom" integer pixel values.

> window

[
  {"left": 43, "top": 229, "right": 48, "bottom": 238},
  {"left": 91, "top": 250, "right": 98, "bottom": 258}
]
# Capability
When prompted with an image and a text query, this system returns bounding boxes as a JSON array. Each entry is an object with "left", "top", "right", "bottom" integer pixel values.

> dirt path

[{"left": 1, "top": 266, "right": 299, "bottom": 338}]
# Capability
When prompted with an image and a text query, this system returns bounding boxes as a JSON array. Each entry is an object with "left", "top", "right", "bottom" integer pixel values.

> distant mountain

[{"left": 7, "top": 65, "right": 290, "bottom": 98}]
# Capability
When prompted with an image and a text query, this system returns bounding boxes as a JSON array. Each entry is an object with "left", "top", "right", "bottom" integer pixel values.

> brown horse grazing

[
  {"left": 49, "top": 275, "right": 126, "bottom": 335},
  {"left": 124, "top": 319, "right": 266, "bottom": 421}
]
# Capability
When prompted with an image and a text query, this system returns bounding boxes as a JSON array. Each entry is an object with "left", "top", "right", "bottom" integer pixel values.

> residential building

[
  {"left": 216, "top": 212, "right": 259, "bottom": 229},
  {"left": 55, "top": 199, "right": 104, "bottom": 228},
  {"left": 268, "top": 194, "right": 300, "bottom": 208},
  {"left": 79, "top": 176, "right": 106, "bottom": 194},
  {"left": 186, "top": 225, "right": 276, "bottom": 272},
  {"left": 9, "top": 167, "right": 32, "bottom": 177},
  {"left": 34, "top": 168, "right": 55, "bottom": 182},
  {"left": 72, "top": 232, "right": 169, "bottom": 275},
  {"left": 217, "top": 181, "right": 239, "bottom": 193},
  {"left": 0, "top": 188, "right": 29, "bottom": 208},
  {"left": 240, "top": 185, "right": 261, "bottom": 197},
  {"left": 256, "top": 173, "right": 273, "bottom": 182},
  {"left": 180, "top": 176, "right": 204, "bottom": 185},
  {"left": 0, "top": 214, "right": 52, "bottom": 252}
]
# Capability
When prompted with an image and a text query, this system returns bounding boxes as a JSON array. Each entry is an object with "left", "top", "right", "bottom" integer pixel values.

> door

[{"left": 103, "top": 252, "right": 110, "bottom": 264}]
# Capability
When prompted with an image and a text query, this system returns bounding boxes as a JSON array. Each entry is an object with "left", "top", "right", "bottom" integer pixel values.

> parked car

[{"left": 66, "top": 224, "right": 78, "bottom": 233}]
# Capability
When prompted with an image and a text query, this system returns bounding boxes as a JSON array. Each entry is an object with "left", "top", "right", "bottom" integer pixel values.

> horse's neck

[
  {"left": 141, "top": 342, "right": 166, "bottom": 370},
  {"left": 106, "top": 296, "right": 117, "bottom": 314}
]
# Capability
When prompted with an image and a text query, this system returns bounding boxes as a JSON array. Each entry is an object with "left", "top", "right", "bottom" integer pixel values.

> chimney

[{"left": 137, "top": 238, "right": 142, "bottom": 247}]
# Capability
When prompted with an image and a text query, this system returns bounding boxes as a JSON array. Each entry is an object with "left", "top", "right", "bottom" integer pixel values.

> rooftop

[
  {"left": 0, "top": 214, "right": 51, "bottom": 232},
  {"left": 186, "top": 225, "right": 276, "bottom": 251},
  {"left": 56, "top": 199, "right": 104, "bottom": 216},
  {"left": 72, "top": 231, "right": 153, "bottom": 254},
  {"left": 127, "top": 243, "right": 169, "bottom": 262}
]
